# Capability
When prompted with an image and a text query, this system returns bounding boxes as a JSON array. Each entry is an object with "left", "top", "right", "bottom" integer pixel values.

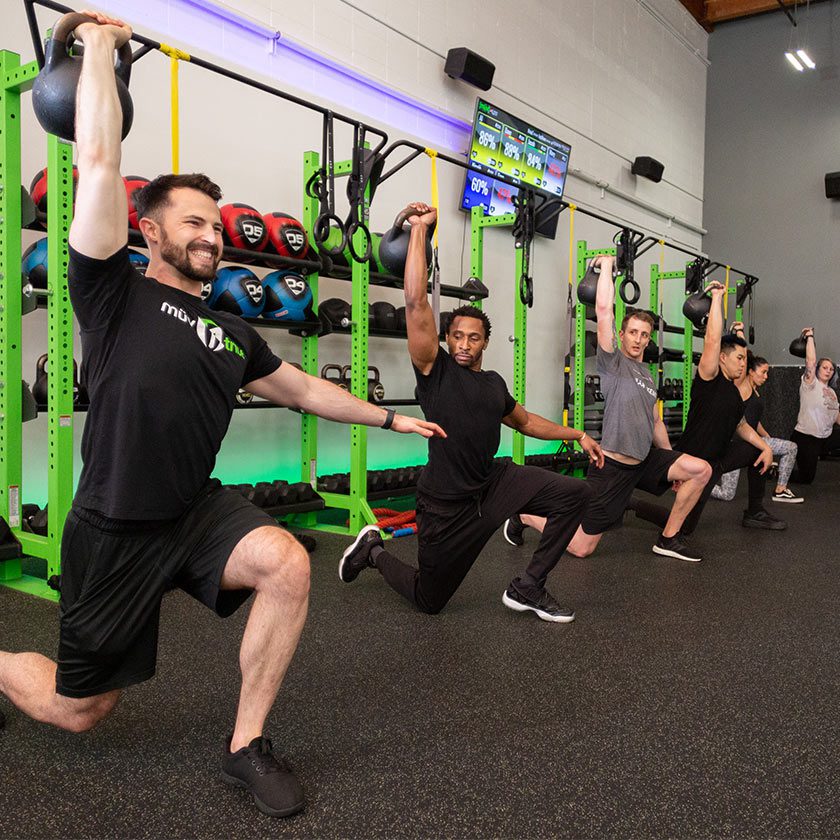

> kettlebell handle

[
  {"left": 392, "top": 208, "right": 419, "bottom": 229},
  {"left": 368, "top": 366, "right": 380, "bottom": 379},
  {"left": 36, "top": 353, "right": 49, "bottom": 373},
  {"left": 49, "top": 12, "right": 133, "bottom": 86}
]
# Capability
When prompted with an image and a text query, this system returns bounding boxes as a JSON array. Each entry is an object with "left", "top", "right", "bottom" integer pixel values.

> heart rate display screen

[{"left": 461, "top": 98, "right": 571, "bottom": 219}]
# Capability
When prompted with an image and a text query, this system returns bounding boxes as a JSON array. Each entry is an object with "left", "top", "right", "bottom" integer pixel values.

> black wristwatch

[{"left": 382, "top": 408, "right": 396, "bottom": 430}]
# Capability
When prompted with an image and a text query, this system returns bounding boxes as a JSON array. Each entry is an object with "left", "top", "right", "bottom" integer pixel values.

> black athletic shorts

[
  {"left": 56, "top": 480, "right": 280, "bottom": 699},
  {"left": 580, "top": 449, "right": 682, "bottom": 535}
]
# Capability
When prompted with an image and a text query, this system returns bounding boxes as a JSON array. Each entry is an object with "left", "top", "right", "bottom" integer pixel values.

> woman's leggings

[
  {"left": 711, "top": 436, "right": 798, "bottom": 501},
  {"left": 790, "top": 426, "right": 840, "bottom": 485}
]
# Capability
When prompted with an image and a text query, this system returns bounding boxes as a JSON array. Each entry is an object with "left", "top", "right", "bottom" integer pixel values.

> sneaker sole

[
  {"left": 502, "top": 520, "right": 524, "bottom": 547},
  {"left": 741, "top": 519, "right": 787, "bottom": 530},
  {"left": 771, "top": 497, "right": 804, "bottom": 503},
  {"left": 221, "top": 770, "right": 305, "bottom": 818},
  {"left": 501, "top": 590, "right": 575, "bottom": 623},
  {"left": 651, "top": 544, "right": 702, "bottom": 562},
  {"left": 338, "top": 524, "right": 381, "bottom": 583}
]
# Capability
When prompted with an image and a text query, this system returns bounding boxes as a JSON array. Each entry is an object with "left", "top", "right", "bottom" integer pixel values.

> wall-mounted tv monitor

[{"left": 460, "top": 98, "right": 572, "bottom": 239}]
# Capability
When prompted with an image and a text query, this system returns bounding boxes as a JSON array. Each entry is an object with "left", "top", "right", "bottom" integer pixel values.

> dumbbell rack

[{"left": 0, "top": 51, "right": 73, "bottom": 601}]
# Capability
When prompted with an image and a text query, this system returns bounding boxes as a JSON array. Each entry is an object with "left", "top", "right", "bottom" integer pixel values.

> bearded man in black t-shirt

[
  {"left": 338, "top": 203, "right": 602, "bottom": 623},
  {"left": 0, "top": 11, "right": 443, "bottom": 821},
  {"left": 632, "top": 281, "right": 785, "bottom": 535}
]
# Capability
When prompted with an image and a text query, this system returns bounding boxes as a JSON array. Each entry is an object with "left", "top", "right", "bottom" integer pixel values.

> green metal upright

[
  {"left": 511, "top": 246, "right": 526, "bottom": 465},
  {"left": 1, "top": 50, "right": 74, "bottom": 600}
]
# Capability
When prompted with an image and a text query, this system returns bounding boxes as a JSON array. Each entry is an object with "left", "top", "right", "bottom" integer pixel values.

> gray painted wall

[{"left": 703, "top": 1, "right": 840, "bottom": 364}]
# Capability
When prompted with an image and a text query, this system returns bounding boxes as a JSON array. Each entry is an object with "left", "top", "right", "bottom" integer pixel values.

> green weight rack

[{"left": 0, "top": 49, "right": 75, "bottom": 601}]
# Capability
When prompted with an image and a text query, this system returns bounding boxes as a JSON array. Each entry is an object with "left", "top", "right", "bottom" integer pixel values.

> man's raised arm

[
  {"left": 401, "top": 203, "right": 439, "bottom": 375},
  {"left": 68, "top": 11, "right": 132, "bottom": 259}
]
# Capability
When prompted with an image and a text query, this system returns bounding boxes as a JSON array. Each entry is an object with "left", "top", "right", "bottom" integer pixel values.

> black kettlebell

[
  {"left": 367, "top": 367, "right": 385, "bottom": 403},
  {"left": 789, "top": 334, "right": 808, "bottom": 358},
  {"left": 682, "top": 289, "right": 712, "bottom": 328},
  {"left": 32, "top": 354, "right": 83, "bottom": 405},
  {"left": 378, "top": 208, "right": 434, "bottom": 278},
  {"left": 577, "top": 259, "right": 617, "bottom": 306},
  {"left": 321, "top": 364, "right": 347, "bottom": 389},
  {"left": 32, "top": 12, "right": 134, "bottom": 143}
]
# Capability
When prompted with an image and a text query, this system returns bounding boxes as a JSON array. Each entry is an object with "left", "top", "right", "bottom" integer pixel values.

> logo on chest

[{"left": 160, "top": 302, "right": 245, "bottom": 358}]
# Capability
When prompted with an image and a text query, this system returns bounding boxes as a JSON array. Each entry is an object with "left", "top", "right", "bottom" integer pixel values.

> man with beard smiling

[
  {"left": 339, "top": 203, "right": 602, "bottom": 622},
  {"left": 0, "top": 10, "right": 443, "bottom": 820}
]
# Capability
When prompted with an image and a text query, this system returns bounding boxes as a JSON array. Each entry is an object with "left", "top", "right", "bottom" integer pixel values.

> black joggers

[{"left": 374, "top": 463, "right": 593, "bottom": 614}]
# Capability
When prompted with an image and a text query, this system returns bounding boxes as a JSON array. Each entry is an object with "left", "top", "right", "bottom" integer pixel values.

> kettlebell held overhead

[{"left": 32, "top": 12, "right": 134, "bottom": 143}]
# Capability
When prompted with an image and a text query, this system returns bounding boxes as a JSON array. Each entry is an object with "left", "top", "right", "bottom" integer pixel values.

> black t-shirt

[
  {"left": 744, "top": 391, "right": 763, "bottom": 429},
  {"left": 676, "top": 370, "right": 744, "bottom": 462},
  {"left": 414, "top": 349, "right": 516, "bottom": 499},
  {"left": 69, "top": 246, "right": 281, "bottom": 518}
]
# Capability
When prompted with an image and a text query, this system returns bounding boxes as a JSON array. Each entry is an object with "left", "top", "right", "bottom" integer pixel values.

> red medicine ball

[
  {"left": 123, "top": 175, "right": 150, "bottom": 230},
  {"left": 263, "top": 212, "right": 309, "bottom": 259},
  {"left": 29, "top": 166, "right": 80, "bottom": 228},
  {"left": 220, "top": 203, "right": 268, "bottom": 253}
]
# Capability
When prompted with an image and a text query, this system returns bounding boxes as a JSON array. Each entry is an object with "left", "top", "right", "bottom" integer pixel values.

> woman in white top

[{"left": 790, "top": 327, "right": 840, "bottom": 484}]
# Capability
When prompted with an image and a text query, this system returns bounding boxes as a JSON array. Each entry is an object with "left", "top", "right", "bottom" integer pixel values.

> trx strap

[
  {"left": 425, "top": 148, "right": 441, "bottom": 327},
  {"left": 307, "top": 111, "right": 345, "bottom": 257},
  {"left": 159, "top": 44, "right": 191, "bottom": 174},
  {"left": 563, "top": 203, "right": 576, "bottom": 428},
  {"left": 345, "top": 123, "right": 373, "bottom": 263},
  {"left": 723, "top": 265, "right": 731, "bottom": 321}
]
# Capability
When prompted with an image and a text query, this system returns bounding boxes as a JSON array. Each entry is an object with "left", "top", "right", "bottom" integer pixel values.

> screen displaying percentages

[{"left": 461, "top": 98, "right": 572, "bottom": 221}]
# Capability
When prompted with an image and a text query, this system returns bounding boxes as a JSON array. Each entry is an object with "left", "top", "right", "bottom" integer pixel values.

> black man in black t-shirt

[
  {"left": 339, "top": 202, "right": 602, "bottom": 622},
  {"left": 0, "top": 11, "right": 444, "bottom": 821}
]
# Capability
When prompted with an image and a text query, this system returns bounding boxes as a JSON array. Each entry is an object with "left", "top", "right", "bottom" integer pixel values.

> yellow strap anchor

[{"left": 159, "top": 44, "right": 192, "bottom": 174}]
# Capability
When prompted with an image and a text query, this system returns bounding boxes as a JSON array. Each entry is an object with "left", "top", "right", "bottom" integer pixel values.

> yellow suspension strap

[
  {"left": 563, "top": 203, "right": 577, "bottom": 428},
  {"left": 159, "top": 44, "right": 192, "bottom": 174},
  {"left": 424, "top": 148, "right": 441, "bottom": 326}
]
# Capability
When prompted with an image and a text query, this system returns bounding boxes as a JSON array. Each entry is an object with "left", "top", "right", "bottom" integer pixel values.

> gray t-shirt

[
  {"left": 795, "top": 374, "right": 839, "bottom": 438},
  {"left": 597, "top": 342, "right": 658, "bottom": 460}
]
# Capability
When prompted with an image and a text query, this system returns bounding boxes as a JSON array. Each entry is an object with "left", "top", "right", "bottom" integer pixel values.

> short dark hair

[
  {"left": 621, "top": 308, "right": 655, "bottom": 332},
  {"left": 748, "top": 353, "right": 768, "bottom": 371},
  {"left": 720, "top": 334, "right": 748, "bottom": 354},
  {"left": 133, "top": 173, "right": 223, "bottom": 223},
  {"left": 444, "top": 305, "right": 492, "bottom": 340}
]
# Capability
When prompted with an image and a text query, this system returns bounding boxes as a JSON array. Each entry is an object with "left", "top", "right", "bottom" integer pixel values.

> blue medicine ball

[
  {"left": 262, "top": 270, "right": 313, "bottom": 321},
  {"left": 208, "top": 266, "right": 265, "bottom": 318},
  {"left": 22, "top": 237, "right": 49, "bottom": 289},
  {"left": 128, "top": 249, "right": 149, "bottom": 276}
]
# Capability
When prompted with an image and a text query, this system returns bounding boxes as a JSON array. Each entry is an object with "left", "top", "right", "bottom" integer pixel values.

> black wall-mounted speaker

[
  {"left": 631, "top": 156, "right": 665, "bottom": 183},
  {"left": 444, "top": 48, "right": 495, "bottom": 91},
  {"left": 825, "top": 171, "right": 840, "bottom": 199}
]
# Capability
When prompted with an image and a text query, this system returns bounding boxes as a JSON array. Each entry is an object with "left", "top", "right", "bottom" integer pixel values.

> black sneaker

[
  {"left": 771, "top": 488, "right": 804, "bottom": 504},
  {"left": 502, "top": 514, "right": 526, "bottom": 547},
  {"left": 221, "top": 735, "right": 304, "bottom": 818},
  {"left": 501, "top": 579, "right": 575, "bottom": 623},
  {"left": 742, "top": 509, "right": 787, "bottom": 530},
  {"left": 652, "top": 532, "right": 702, "bottom": 562},
  {"left": 338, "top": 524, "right": 383, "bottom": 582}
]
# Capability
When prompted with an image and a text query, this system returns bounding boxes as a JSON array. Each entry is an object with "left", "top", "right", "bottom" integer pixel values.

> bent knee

[
  {"left": 567, "top": 543, "right": 594, "bottom": 558},
  {"left": 62, "top": 693, "right": 119, "bottom": 733},
  {"left": 259, "top": 538, "right": 310, "bottom": 599}
]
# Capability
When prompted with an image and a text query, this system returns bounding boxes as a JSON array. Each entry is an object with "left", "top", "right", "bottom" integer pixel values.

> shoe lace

[{"left": 250, "top": 738, "right": 290, "bottom": 776}]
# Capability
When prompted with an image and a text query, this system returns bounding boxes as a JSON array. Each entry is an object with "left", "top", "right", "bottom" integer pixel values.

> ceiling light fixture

[
  {"left": 796, "top": 48, "right": 816, "bottom": 69},
  {"left": 785, "top": 51, "right": 805, "bottom": 70}
]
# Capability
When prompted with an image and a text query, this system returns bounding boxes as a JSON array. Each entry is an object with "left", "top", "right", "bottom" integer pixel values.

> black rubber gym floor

[{"left": 2, "top": 465, "right": 839, "bottom": 839}]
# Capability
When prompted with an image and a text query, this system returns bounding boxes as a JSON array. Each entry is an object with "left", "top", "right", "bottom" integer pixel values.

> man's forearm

[
  {"left": 76, "top": 31, "right": 123, "bottom": 168},
  {"left": 652, "top": 418, "right": 671, "bottom": 450},
  {"left": 297, "top": 377, "right": 389, "bottom": 427},
  {"left": 403, "top": 224, "right": 430, "bottom": 308},
  {"left": 736, "top": 421, "right": 767, "bottom": 450},
  {"left": 519, "top": 412, "right": 584, "bottom": 441}
]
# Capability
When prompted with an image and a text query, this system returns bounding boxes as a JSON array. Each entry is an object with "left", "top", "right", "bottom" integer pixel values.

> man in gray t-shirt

[{"left": 506, "top": 255, "right": 713, "bottom": 563}]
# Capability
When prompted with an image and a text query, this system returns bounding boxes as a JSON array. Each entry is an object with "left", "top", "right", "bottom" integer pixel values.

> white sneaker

[{"left": 771, "top": 488, "right": 804, "bottom": 503}]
